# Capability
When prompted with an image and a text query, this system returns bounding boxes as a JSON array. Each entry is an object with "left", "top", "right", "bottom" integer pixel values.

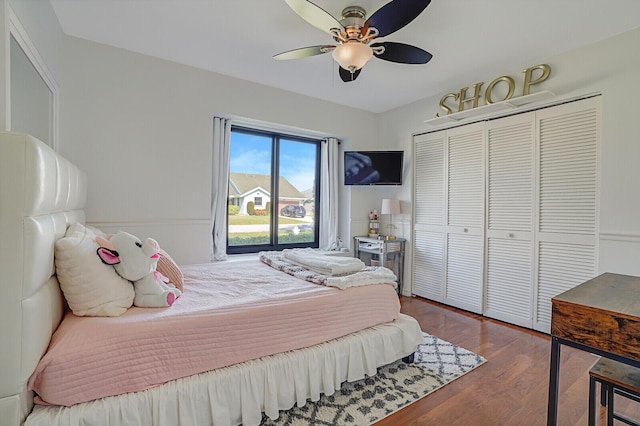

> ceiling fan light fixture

[
  {"left": 331, "top": 42, "right": 373, "bottom": 73},
  {"left": 277, "top": 0, "right": 433, "bottom": 82}
]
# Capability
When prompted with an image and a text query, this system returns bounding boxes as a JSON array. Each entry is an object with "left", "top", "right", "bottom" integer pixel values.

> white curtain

[
  {"left": 211, "top": 117, "right": 231, "bottom": 261},
  {"left": 319, "top": 137, "right": 340, "bottom": 251}
]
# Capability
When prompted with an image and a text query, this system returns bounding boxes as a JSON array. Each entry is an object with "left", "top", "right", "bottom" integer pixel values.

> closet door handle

[{"left": 508, "top": 232, "right": 514, "bottom": 238}]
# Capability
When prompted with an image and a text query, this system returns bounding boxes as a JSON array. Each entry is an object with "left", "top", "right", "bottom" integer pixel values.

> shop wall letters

[{"left": 438, "top": 64, "right": 551, "bottom": 115}]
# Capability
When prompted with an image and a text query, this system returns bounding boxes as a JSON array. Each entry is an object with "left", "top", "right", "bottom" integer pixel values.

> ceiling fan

[{"left": 273, "top": 0, "right": 433, "bottom": 82}]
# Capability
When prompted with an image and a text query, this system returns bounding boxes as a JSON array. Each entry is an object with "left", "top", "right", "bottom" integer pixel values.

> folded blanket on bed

[
  {"left": 282, "top": 248, "right": 365, "bottom": 276},
  {"left": 259, "top": 251, "right": 397, "bottom": 290},
  {"left": 324, "top": 267, "right": 398, "bottom": 289}
]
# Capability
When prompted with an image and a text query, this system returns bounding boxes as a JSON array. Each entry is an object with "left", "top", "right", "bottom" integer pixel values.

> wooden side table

[{"left": 548, "top": 273, "right": 640, "bottom": 425}]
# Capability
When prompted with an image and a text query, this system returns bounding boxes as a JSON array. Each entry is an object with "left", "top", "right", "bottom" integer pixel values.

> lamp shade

[
  {"left": 332, "top": 42, "right": 373, "bottom": 71},
  {"left": 381, "top": 199, "right": 401, "bottom": 215}
]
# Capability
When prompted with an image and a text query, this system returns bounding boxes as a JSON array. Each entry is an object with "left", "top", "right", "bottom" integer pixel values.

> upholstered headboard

[{"left": 0, "top": 132, "right": 87, "bottom": 425}]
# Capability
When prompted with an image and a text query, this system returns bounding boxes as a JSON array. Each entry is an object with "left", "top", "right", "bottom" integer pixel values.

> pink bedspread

[{"left": 29, "top": 259, "right": 400, "bottom": 407}]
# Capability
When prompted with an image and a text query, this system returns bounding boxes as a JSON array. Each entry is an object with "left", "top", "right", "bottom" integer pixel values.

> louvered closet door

[
  {"left": 413, "top": 131, "right": 446, "bottom": 301},
  {"left": 484, "top": 113, "right": 535, "bottom": 328},
  {"left": 533, "top": 97, "right": 600, "bottom": 333},
  {"left": 445, "top": 123, "right": 485, "bottom": 314}
]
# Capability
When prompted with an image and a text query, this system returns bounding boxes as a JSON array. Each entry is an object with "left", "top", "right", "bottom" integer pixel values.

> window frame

[{"left": 226, "top": 126, "right": 321, "bottom": 254}]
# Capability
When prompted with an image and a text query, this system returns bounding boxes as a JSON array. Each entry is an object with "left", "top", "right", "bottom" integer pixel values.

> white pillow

[{"left": 55, "top": 223, "right": 134, "bottom": 316}]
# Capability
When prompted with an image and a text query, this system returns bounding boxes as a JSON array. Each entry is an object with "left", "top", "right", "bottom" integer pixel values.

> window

[{"left": 227, "top": 126, "right": 321, "bottom": 254}]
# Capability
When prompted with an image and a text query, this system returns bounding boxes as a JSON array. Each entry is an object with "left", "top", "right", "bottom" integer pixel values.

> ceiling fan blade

[
  {"left": 273, "top": 45, "right": 334, "bottom": 60},
  {"left": 339, "top": 66, "right": 362, "bottom": 82},
  {"left": 365, "top": 0, "right": 431, "bottom": 38},
  {"left": 284, "top": 0, "right": 344, "bottom": 34},
  {"left": 371, "top": 42, "right": 433, "bottom": 64}
]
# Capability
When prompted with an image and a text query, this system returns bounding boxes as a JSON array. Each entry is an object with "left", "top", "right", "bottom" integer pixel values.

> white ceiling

[{"left": 49, "top": 0, "right": 640, "bottom": 113}]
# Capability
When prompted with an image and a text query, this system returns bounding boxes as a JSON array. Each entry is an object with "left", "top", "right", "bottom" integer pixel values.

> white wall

[
  {"left": 58, "top": 36, "right": 380, "bottom": 263},
  {"left": 378, "top": 27, "right": 640, "bottom": 292},
  {"left": 7, "top": 2, "right": 640, "bottom": 290}
]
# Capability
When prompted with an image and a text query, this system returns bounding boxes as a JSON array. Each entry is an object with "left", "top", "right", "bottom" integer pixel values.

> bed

[{"left": 0, "top": 131, "right": 424, "bottom": 426}]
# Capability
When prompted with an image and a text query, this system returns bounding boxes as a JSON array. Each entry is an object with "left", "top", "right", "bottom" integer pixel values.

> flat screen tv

[{"left": 344, "top": 150, "right": 404, "bottom": 186}]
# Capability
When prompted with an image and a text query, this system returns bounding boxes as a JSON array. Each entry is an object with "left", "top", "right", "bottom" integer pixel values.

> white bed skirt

[{"left": 26, "top": 314, "right": 423, "bottom": 426}]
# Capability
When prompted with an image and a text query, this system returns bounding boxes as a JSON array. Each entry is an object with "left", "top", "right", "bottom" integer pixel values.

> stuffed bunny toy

[{"left": 96, "top": 232, "right": 181, "bottom": 307}]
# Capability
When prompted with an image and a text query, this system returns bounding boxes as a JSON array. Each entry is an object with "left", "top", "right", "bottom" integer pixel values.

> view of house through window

[{"left": 227, "top": 126, "right": 320, "bottom": 254}]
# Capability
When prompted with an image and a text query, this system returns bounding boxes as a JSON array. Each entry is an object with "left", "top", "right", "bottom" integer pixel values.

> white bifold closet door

[
  {"left": 413, "top": 132, "right": 446, "bottom": 302},
  {"left": 411, "top": 96, "right": 599, "bottom": 333},
  {"left": 484, "top": 113, "right": 535, "bottom": 328},
  {"left": 444, "top": 123, "right": 485, "bottom": 314},
  {"left": 533, "top": 98, "right": 599, "bottom": 333}
]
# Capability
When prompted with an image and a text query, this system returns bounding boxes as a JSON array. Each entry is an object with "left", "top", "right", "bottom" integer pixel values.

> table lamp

[{"left": 381, "top": 199, "right": 401, "bottom": 240}]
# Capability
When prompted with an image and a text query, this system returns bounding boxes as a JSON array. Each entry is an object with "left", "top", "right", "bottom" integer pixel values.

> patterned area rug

[{"left": 260, "top": 332, "right": 486, "bottom": 425}]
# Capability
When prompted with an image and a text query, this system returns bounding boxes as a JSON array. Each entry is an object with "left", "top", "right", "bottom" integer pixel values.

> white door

[
  {"left": 444, "top": 123, "right": 485, "bottom": 314},
  {"left": 533, "top": 97, "right": 600, "bottom": 333},
  {"left": 484, "top": 113, "right": 535, "bottom": 327},
  {"left": 413, "top": 131, "right": 446, "bottom": 301}
]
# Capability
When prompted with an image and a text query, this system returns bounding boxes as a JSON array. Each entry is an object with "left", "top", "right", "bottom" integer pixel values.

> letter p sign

[{"left": 522, "top": 64, "right": 551, "bottom": 96}]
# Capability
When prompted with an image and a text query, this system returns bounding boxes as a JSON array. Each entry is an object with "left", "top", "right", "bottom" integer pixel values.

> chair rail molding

[{"left": 599, "top": 232, "right": 640, "bottom": 243}]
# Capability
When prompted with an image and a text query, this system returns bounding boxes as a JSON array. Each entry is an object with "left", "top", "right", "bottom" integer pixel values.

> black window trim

[{"left": 226, "top": 125, "right": 321, "bottom": 254}]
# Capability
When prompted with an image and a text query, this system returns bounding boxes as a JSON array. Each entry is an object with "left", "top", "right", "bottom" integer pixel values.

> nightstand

[{"left": 353, "top": 236, "right": 405, "bottom": 294}]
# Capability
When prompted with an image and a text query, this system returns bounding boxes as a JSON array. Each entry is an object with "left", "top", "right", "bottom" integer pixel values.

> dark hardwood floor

[{"left": 375, "top": 295, "right": 640, "bottom": 426}]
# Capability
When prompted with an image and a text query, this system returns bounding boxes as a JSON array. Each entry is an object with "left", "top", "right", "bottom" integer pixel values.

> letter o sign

[{"left": 485, "top": 76, "right": 515, "bottom": 105}]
